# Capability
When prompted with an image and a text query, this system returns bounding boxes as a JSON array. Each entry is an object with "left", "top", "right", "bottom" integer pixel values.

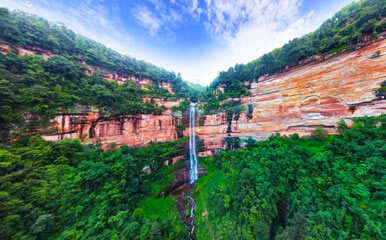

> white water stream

[
  {"left": 189, "top": 103, "right": 198, "bottom": 184},
  {"left": 188, "top": 103, "right": 198, "bottom": 239}
]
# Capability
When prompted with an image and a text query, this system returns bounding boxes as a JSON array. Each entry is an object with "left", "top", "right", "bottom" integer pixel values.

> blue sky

[{"left": 0, "top": 0, "right": 356, "bottom": 85}]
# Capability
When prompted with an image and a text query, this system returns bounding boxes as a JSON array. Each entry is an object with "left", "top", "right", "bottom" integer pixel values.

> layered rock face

[
  {"left": 196, "top": 40, "right": 386, "bottom": 154},
  {"left": 42, "top": 100, "right": 182, "bottom": 149}
]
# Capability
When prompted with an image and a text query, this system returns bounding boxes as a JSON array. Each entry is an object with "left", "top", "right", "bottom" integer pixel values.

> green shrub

[
  {"left": 195, "top": 116, "right": 386, "bottom": 240},
  {"left": 247, "top": 104, "right": 253, "bottom": 119},
  {"left": 337, "top": 119, "right": 349, "bottom": 135},
  {"left": 198, "top": 117, "right": 205, "bottom": 126},
  {"left": 311, "top": 126, "right": 329, "bottom": 140},
  {"left": 175, "top": 123, "right": 186, "bottom": 132},
  {"left": 175, "top": 123, "right": 186, "bottom": 138},
  {"left": 0, "top": 137, "right": 189, "bottom": 239},
  {"left": 290, "top": 133, "right": 300, "bottom": 140}
]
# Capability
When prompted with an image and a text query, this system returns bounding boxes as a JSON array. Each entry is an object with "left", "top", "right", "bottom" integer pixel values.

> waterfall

[
  {"left": 186, "top": 103, "right": 198, "bottom": 239},
  {"left": 189, "top": 103, "right": 198, "bottom": 184}
]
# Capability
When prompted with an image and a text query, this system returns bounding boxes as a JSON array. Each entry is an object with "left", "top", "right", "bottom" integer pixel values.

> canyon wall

[
  {"left": 196, "top": 40, "right": 386, "bottom": 154},
  {"left": 42, "top": 100, "right": 182, "bottom": 150}
]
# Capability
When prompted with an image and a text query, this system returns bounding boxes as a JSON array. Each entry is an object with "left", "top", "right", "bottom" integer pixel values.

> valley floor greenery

[
  {"left": 194, "top": 116, "right": 385, "bottom": 240},
  {"left": 0, "top": 137, "right": 189, "bottom": 240}
]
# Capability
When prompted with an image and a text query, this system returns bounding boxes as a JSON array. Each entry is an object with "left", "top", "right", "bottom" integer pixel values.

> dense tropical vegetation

[
  {"left": 205, "top": 0, "right": 386, "bottom": 100},
  {"left": 0, "top": 136, "right": 189, "bottom": 239},
  {"left": 195, "top": 116, "right": 386, "bottom": 239}
]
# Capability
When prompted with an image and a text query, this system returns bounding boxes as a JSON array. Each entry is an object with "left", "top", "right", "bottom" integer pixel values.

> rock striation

[
  {"left": 42, "top": 101, "right": 182, "bottom": 150},
  {"left": 196, "top": 40, "right": 386, "bottom": 155}
]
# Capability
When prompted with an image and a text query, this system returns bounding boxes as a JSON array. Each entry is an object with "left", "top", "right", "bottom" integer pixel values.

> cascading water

[
  {"left": 164, "top": 103, "right": 204, "bottom": 239},
  {"left": 189, "top": 103, "right": 198, "bottom": 184},
  {"left": 188, "top": 103, "right": 198, "bottom": 239}
]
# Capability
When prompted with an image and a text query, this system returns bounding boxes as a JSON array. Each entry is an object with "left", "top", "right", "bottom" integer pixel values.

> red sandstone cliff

[
  {"left": 42, "top": 100, "right": 183, "bottom": 150},
  {"left": 196, "top": 40, "right": 386, "bottom": 155}
]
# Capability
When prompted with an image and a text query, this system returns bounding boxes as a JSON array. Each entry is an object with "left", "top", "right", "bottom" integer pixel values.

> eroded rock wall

[
  {"left": 42, "top": 100, "right": 183, "bottom": 149},
  {"left": 197, "top": 40, "right": 386, "bottom": 154}
]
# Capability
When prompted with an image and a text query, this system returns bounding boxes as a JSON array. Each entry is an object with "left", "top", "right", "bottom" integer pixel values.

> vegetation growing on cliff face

[
  {"left": 205, "top": 0, "right": 386, "bottom": 100},
  {"left": 194, "top": 115, "right": 386, "bottom": 239},
  {"left": 0, "top": 8, "right": 199, "bottom": 99},
  {"left": 0, "top": 137, "right": 188, "bottom": 239},
  {"left": 376, "top": 80, "right": 386, "bottom": 98}
]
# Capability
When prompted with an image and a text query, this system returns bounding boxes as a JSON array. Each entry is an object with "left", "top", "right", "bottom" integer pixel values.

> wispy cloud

[
  {"left": 127, "top": 0, "right": 315, "bottom": 84},
  {"left": 132, "top": 1, "right": 184, "bottom": 37},
  {"left": 207, "top": 0, "right": 312, "bottom": 63},
  {"left": 133, "top": 6, "right": 161, "bottom": 36},
  {"left": 171, "top": 0, "right": 317, "bottom": 85},
  {"left": 203, "top": 0, "right": 303, "bottom": 39}
]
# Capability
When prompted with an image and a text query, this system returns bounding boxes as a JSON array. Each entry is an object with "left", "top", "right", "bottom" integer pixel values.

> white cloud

[
  {"left": 24, "top": 1, "right": 32, "bottom": 7},
  {"left": 128, "top": 0, "right": 319, "bottom": 85},
  {"left": 133, "top": 7, "right": 161, "bottom": 35},
  {"left": 219, "top": 0, "right": 310, "bottom": 63},
  {"left": 133, "top": 1, "right": 185, "bottom": 37},
  {"left": 176, "top": 0, "right": 316, "bottom": 85}
]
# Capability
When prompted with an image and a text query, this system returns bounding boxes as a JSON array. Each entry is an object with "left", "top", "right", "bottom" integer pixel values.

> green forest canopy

[
  {"left": 0, "top": 7, "right": 198, "bottom": 98},
  {"left": 194, "top": 116, "right": 386, "bottom": 240},
  {"left": 0, "top": 137, "right": 189, "bottom": 240}
]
